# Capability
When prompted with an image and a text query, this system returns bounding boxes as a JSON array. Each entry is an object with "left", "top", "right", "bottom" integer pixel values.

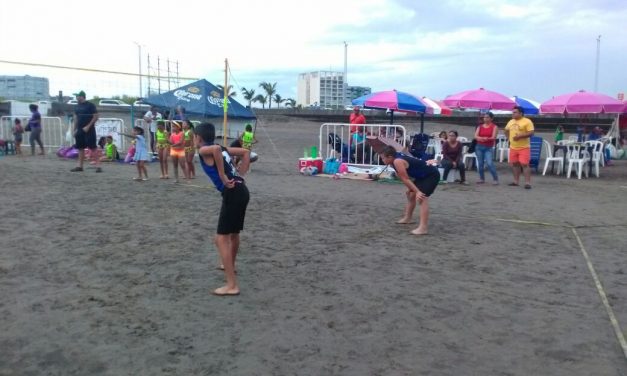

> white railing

[
  {"left": 319, "top": 123, "right": 407, "bottom": 168},
  {"left": 1, "top": 116, "right": 67, "bottom": 151}
]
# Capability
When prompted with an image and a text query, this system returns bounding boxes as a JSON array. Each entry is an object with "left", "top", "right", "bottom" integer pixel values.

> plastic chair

[
  {"left": 457, "top": 136, "right": 469, "bottom": 143},
  {"left": 529, "top": 136, "right": 543, "bottom": 173},
  {"left": 462, "top": 151, "right": 478, "bottom": 170},
  {"left": 566, "top": 144, "right": 590, "bottom": 179},
  {"left": 497, "top": 139, "right": 509, "bottom": 162},
  {"left": 584, "top": 140, "right": 603, "bottom": 177},
  {"left": 542, "top": 140, "right": 563, "bottom": 175}
]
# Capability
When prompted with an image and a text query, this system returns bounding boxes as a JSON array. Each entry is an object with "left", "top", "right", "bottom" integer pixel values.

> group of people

[{"left": 10, "top": 104, "right": 45, "bottom": 156}]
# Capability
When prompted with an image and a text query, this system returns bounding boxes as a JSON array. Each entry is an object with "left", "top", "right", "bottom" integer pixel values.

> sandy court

[{"left": 1, "top": 117, "right": 626, "bottom": 375}]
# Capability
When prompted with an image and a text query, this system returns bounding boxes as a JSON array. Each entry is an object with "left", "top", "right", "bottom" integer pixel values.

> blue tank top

[
  {"left": 198, "top": 144, "right": 243, "bottom": 192},
  {"left": 393, "top": 152, "right": 438, "bottom": 179}
]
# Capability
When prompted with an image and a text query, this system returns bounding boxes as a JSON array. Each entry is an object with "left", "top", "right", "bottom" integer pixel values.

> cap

[{"left": 73, "top": 90, "right": 86, "bottom": 98}]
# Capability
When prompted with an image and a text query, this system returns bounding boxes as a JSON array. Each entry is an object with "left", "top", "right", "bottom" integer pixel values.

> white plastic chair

[
  {"left": 497, "top": 139, "right": 509, "bottom": 162},
  {"left": 584, "top": 140, "right": 603, "bottom": 177},
  {"left": 463, "top": 151, "right": 478, "bottom": 170},
  {"left": 457, "top": 136, "right": 469, "bottom": 143},
  {"left": 566, "top": 144, "right": 589, "bottom": 179},
  {"left": 542, "top": 140, "right": 564, "bottom": 175},
  {"left": 568, "top": 136, "right": 578, "bottom": 143},
  {"left": 433, "top": 139, "right": 443, "bottom": 162}
]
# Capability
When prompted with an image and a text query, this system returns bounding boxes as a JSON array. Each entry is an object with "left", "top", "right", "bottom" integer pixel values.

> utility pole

[
  {"left": 133, "top": 42, "right": 143, "bottom": 98},
  {"left": 594, "top": 35, "right": 601, "bottom": 92},
  {"left": 167, "top": 59, "right": 171, "bottom": 91},
  {"left": 176, "top": 61, "right": 180, "bottom": 87},
  {"left": 157, "top": 56, "right": 161, "bottom": 94},
  {"left": 343, "top": 41, "right": 348, "bottom": 108},
  {"left": 147, "top": 53, "right": 151, "bottom": 96}
]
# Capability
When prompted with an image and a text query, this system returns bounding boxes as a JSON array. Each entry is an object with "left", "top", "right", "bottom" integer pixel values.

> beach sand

[{"left": 1, "top": 116, "right": 626, "bottom": 375}]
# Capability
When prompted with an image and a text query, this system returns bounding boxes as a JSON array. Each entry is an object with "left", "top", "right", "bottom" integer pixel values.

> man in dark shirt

[
  {"left": 28, "top": 104, "right": 45, "bottom": 155},
  {"left": 71, "top": 91, "right": 101, "bottom": 172}
]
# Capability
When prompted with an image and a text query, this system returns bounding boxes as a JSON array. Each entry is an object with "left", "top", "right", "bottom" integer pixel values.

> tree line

[{"left": 217, "top": 82, "right": 296, "bottom": 109}]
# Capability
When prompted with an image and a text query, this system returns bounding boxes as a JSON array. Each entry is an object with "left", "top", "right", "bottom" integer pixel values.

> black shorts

[
  {"left": 217, "top": 182, "right": 250, "bottom": 235},
  {"left": 414, "top": 170, "right": 440, "bottom": 197},
  {"left": 75, "top": 130, "right": 97, "bottom": 149}
]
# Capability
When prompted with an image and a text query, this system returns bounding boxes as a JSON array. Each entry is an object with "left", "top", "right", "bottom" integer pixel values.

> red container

[{"left": 298, "top": 158, "right": 323, "bottom": 172}]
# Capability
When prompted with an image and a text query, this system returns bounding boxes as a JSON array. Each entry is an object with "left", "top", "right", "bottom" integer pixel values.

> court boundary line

[{"left": 146, "top": 179, "right": 627, "bottom": 360}]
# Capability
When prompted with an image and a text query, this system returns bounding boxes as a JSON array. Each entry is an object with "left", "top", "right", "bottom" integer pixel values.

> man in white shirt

[{"left": 144, "top": 106, "right": 162, "bottom": 155}]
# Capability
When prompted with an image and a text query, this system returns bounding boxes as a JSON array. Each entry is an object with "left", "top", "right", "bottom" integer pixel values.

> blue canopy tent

[{"left": 142, "top": 79, "right": 255, "bottom": 119}]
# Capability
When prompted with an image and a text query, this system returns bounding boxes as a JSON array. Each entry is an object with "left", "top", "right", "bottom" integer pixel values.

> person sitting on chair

[{"left": 440, "top": 130, "right": 467, "bottom": 184}]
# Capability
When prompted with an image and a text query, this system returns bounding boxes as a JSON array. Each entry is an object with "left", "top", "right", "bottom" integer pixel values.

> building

[
  {"left": 0, "top": 75, "right": 50, "bottom": 101},
  {"left": 348, "top": 86, "right": 371, "bottom": 102},
  {"left": 297, "top": 71, "right": 346, "bottom": 108}
]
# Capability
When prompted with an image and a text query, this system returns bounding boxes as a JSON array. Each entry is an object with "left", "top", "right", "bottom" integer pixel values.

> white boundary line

[{"left": 572, "top": 228, "right": 627, "bottom": 360}]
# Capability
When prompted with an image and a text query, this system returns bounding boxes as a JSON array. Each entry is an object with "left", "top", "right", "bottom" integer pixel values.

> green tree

[
  {"left": 254, "top": 94, "right": 267, "bottom": 109},
  {"left": 241, "top": 87, "right": 256, "bottom": 108},
  {"left": 259, "top": 81, "right": 277, "bottom": 108},
  {"left": 273, "top": 94, "right": 284, "bottom": 108},
  {"left": 217, "top": 84, "right": 237, "bottom": 97},
  {"left": 285, "top": 98, "right": 296, "bottom": 108}
]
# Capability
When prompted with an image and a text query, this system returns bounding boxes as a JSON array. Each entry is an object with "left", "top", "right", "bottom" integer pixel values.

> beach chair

[
  {"left": 529, "top": 136, "right": 542, "bottom": 173},
  {"left": 542, "top": 139, "right": 563, "bottom": 175}
]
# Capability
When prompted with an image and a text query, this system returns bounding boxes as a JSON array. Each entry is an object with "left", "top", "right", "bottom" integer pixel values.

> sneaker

[
  {"left": 492, "top": 181, "right": 499, "bottom": 186},
  {"left": 459, "top": 180, "right": 469, "bottom": 185},
  {"left": 95, "top": 167, "right": 102, "bottom": 173},
  {"left": 476, "top": 180, "right": 485, "bottom": 185},
  {"left": 438, "top": 180, "right": 448, "bottom": 185},
  {"left": 70, "top": 167, "right": 83, "bottom": 172}
]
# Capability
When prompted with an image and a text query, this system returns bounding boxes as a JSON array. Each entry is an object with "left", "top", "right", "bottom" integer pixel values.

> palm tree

[
  {"left": 259, "top": 81, "right": 277, "bottom": 108},
  {"left": 241, "top": 87, "right": 256, "bottom": 108},
  {"left": 254, "top": 94, "right": 267, "bottom": 109},
  {"left": 285, "top": 98, "right": 297, "bottom": 108},
  {"left": 216, "top": 84, "right": 236, "bottom": 97},
  {"left": 273, "top": 94, "right": 284, "bottom": 108}
]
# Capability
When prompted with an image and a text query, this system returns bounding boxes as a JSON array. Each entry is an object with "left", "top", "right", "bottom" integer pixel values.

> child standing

[
  {"left": 155, "top": 120, "right": 170, "bottom": 178},
  {"left": 119, "top": 127, "right": 149, "bottom": 181},
  {"left": 194, "top": 122, "right": 251, "bottom": 296},
  {"left": 169, "top": 121, "right": 188, "bottom": 183},
  {"left": 183, "top": 120, "right": 196, "bottom": 179},
  {"left": 12, "top": 118, "right": 24, "bottom": 155}
]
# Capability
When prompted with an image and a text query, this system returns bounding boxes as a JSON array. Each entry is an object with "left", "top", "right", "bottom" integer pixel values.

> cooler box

[{"left": 299, "top": 158, "right": 323, "bottom": 172}]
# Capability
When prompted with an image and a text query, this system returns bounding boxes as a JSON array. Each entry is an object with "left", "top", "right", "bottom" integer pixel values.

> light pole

[
  {"left": 594, "top": 35, "right": 601, "bottom": 92},
  {"left": 343, "top": 41, "right": 348, "bottom": 107},
  {"left": 133, "top": 42, "right": 143, "bottom": 98}
]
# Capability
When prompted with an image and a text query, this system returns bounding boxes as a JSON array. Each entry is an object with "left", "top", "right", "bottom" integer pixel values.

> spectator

[
  {"left": 587, "top": 126, "right": 603, "bottom": 141},
  {"left": 12, "top": 118, "right": 24, "bottom": 155},
  {"left": 554, "top": 125, "right": 564, "bottom": 142},
  {"left": 144, "top": 106, "right": 162, "bottom": 155},
  {"left": 438, "top": 131, "right": 448, "bottom": 141},
  {"left": 474, "top": 112, "right": 499, "bottom": 185},
  {"left": 70, "top": 90, "right": 101, "bottom": 173},
  {"left": 505, "top": 106, "right": 534, "bottom": 189},
  {"left": 28, "top": 104, "right": 45, "bottom": 155},
  {"left": 100, "top": 136, "right": 118, "bottom": 162},
  {"left": 440, "top": 130, "right": 467, "bottom": 184},
  {"left": 349, "top": 106, "right": 366, "bottom": 133}
]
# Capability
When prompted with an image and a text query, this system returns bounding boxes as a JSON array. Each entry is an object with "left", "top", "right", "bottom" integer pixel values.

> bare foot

[
  {"left": 159, "top": 175, "right": 165, "bottom": 179},
  {"left": 133, "top": 177, "right": 142, "bottom": 181},
  {"left": 396, "top": 217, "right": 415, "bottom": 224},
  {"left": 213, "top": 286, "right": 240, "bottom": 296},
  {"left": 410, "top": 228, "right": 428, "bottom": 235}
]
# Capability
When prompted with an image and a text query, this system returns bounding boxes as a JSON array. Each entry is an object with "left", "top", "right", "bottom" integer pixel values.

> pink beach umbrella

[
  {"left": 540, "top": 90, "right": 626, "bottom": 114},
  {"left": 443, "top": 88, "right": 516, "bottom": 110}
]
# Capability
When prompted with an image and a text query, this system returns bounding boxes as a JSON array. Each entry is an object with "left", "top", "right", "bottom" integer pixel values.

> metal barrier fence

[
  {"left": 319, "top": 123, "right": 407, "bottom": 168},
  {"left": 1, "top": 116, "right": 66, "bottom": 152}
]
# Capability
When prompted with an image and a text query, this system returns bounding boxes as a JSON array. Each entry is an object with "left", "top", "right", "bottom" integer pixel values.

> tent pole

[
  {"left": 420, "top": 112, "right": 424, "bottom": 134},
  {"left": 223, "top": 58, "right": 229, "bottom": 146}
]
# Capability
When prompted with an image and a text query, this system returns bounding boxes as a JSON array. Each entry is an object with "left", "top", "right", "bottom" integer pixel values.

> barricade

[
  {"left": 319, "top": 123, "right": 407, "bottom": 168},
  {"left": 1, "top": 116, "right": 67, "bottom": 152}
]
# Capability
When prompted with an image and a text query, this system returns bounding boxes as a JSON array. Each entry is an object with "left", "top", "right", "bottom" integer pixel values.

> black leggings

[
  {"left": 30, "top": 127, "right": 43, "bottom": 154},
  {"left": 441, "top": 159, "right": 466, "bottom": 181}
]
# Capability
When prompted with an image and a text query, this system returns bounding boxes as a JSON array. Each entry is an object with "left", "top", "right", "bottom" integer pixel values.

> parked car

[
  {"left": 67, "top": 99, "right": 78, "bottom": 105},
  {"left": 99, "top": 99, "right": 131, "bottom": 107},
  {"left": 133, "top": 100, "right": 150, "bottom": 108}
]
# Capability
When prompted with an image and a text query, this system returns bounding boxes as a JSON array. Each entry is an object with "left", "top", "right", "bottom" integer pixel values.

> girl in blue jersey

[
  {"left": 194, "top": 122, "right": 251, "bottom": 296},
  {"left": 380, "top": 146, "right": 440, "bottom": 235}
]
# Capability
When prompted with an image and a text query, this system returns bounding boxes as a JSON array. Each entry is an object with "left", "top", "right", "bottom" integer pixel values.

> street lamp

[{"left": 594, "top": 35, "right": 601, "bottom": 92}]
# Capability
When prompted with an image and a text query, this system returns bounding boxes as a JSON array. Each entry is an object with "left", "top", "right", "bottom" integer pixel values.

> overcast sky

[{"left": 1, "top": 0, "right": 625, "bottom": 104}]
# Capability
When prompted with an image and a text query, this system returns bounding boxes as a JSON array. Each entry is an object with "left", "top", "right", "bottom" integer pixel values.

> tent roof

[{"left": 142, "top": 79, "right": 255, "bottom": 119}]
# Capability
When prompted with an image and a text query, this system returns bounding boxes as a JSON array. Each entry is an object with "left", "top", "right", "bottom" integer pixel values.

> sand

[{"left": 1, "top": 116, "right": 626, "bottom": 375}]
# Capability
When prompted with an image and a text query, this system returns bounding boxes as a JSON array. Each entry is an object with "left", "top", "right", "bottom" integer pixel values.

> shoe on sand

[{"left": 70, "top": 167, "right": 83, "bottom": 172}]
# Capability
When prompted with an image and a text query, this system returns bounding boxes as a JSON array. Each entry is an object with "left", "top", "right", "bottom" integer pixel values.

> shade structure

[
  {"left": 443, "top": 88, "right": 516, "bottom": 110},
  {"left": 421, "top": 97, "right": 452, "bottom": 116},
  {"left": 512, "top": 96, "right": 540, "bottom": 115},
  {"left": 540, "top": 90, "right": 626, "bottom": 114},
  {"left": 352, "top": 90, "right": 429, "bottom": 113}
]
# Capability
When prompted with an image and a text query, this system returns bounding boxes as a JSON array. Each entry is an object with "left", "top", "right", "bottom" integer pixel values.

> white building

[
  {"left": 297, "top": 71, "right": 347, "bottom": 108},
  {"left": 0, "top": 75, "right": 49, "bottom": 101}
]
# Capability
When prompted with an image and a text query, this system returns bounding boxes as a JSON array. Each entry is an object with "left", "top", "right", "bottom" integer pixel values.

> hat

[{"left": 73, "top": 90, "right": 86, "bottom": 98}]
